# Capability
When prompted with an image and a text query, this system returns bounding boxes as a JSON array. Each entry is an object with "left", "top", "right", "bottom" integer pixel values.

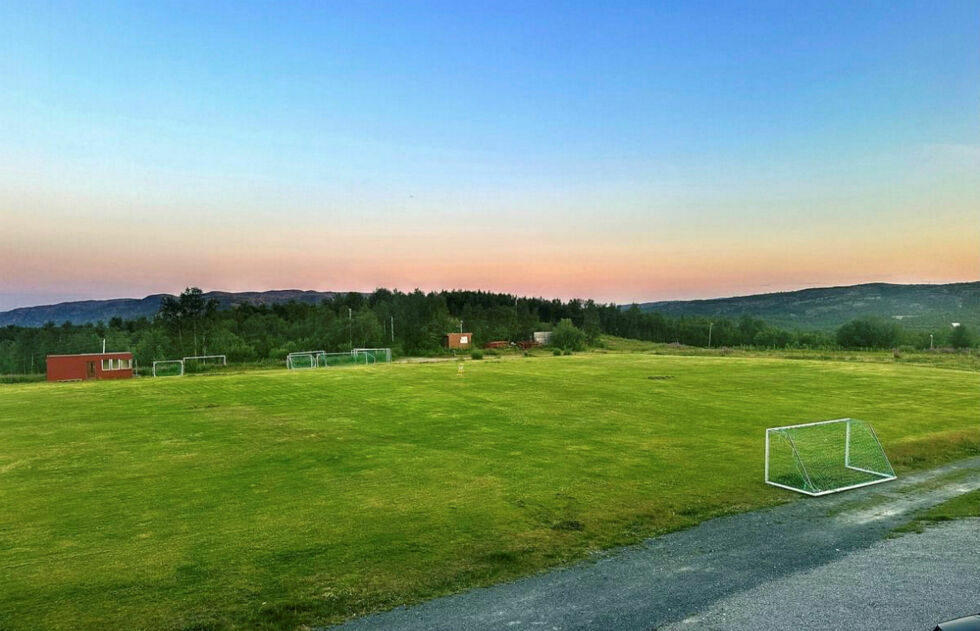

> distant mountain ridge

[
  {"left": 637, "top": 282, "right": 980, "bottom": 331},
  {"left": 2, "top": 282, "right": 977, "bottom": 330},
  {"left": 0, "top": 290, "right": 344, "bottom": 327}
]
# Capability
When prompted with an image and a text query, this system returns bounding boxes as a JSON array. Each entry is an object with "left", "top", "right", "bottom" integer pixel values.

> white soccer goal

[
  {"left": 765, "top": 418, "right": 896, "bottom": 496},
  {"left": 286, "top": 351, "right": 323, "bottom": 370},
  {"left": 152, "top": 359, "right": 185, "bottom": 377},
  {"left": 353, "top": 348, "right": 392, "bottom": 364}
]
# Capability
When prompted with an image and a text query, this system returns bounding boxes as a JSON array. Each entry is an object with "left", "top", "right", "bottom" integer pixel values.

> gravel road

[
  {"left": 328, "top": 457, "right": 980, "bottom": 631},
  {"left": 660, "top": 518, "right": 979, "bottom": 631}
]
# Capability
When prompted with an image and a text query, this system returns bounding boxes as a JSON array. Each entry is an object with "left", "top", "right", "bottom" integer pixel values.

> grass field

[{"left": 1, "top": 353, "right": 977, "bottom": 630}]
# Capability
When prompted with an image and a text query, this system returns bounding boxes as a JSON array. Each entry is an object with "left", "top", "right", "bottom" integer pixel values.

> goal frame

[
  {"left": 353, "top": 348, "right": 392, "bottom": 363},
  {"left": 764, "top": 418, "right": 896, "bottom": 496},
  {"left": 152, "top": 359, "right": 185, "bottom": 377},
  {"left": 286, "top": 348, "right": 393, "bottom": 369},
  {"left": 286, "top": 351, "right": 325, "bottom": 370}
]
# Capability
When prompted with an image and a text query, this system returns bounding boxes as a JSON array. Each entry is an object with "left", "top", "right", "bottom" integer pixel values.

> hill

[
  {"left": 637, "top": 282, "right": 980, "bottom": 331},
  {"left": 0, "top": 290, "right": 344, "bottom": 327}
]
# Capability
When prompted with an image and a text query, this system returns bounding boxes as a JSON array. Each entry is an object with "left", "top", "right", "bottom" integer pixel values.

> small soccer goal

[
  {"left": 286, "top": 349, "right": 391, "bottom": 370},
  {"left": 286, "top": 351, "right": 322, "bottom": 370},
  {"left": 353, "top": 348, "right": 392, "bottom": 364},
  {"left": 152, "top": 359, "right": 185, "bottom": 377},
  {"left": 765, "top": 418, "right": 896, "bottom": 496}
]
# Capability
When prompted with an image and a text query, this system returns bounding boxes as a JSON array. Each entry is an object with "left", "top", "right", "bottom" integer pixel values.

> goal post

[
  {"left": 286, "top": 349, "right": 391, "bottom": 370},
  {"left": 286, "top": 351, "right": 322, "bottom": 370},
  {"left": 765, "top": 418, "right": 895, "bottom": 496},
  {"left": 353, "top": 348, "right": 392, "bottom": 364},
  {"left": 152, "top": 359, "right": 185, "bottom": 377}
]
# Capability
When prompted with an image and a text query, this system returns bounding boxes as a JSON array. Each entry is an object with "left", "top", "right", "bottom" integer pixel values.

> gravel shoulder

[
  {"left": 661, "top": 518, "right": 980, "bottom": 631},
  {"left": 328, "top": 456, "right": 980, "bottom": 631}
]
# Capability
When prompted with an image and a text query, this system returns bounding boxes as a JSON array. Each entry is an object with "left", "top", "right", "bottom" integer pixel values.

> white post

[
  {"left": 102, "top": 338, "right": 106, "bottom": 353},
  {"left": 844, "top": 419, "right": 851, "bottom": 467},
  {"left": 764, "top": 429, "right": 770, "bottom": 483}
]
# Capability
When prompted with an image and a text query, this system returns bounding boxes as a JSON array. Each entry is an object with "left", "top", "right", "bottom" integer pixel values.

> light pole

[
  {"left": 708, "top": 322, "right": 714, "bottom": 349},
  {"left": 348, "top": 307, "right": 352, "bottom": 350},
  {"left": 929, "top": 334, "right": 934, "bottom": 350}
]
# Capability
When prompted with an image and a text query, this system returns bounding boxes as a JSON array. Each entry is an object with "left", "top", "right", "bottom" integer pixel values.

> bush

[
  {"left": 836, "top": 316, "right": 901, "bottom": 349},
  {"left": 563, "top": 349, "right": 572, "bottom": 356},
  {"left": 470, "top": 350, "right": 484, "bottom": 360},
  {"left": 950, "top": 324, "right": 976, "bottom": 349},
  {"left": 549, "top": 318, "right": 587, "bottom": 352},
  {"left": 552, "top": 349, "right": 562, "bottom": 356}
]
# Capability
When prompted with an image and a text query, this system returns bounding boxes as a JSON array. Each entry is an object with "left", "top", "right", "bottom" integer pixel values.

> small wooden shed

[{"left": 444, "top": 332, "right": 474, "bottom": 350}]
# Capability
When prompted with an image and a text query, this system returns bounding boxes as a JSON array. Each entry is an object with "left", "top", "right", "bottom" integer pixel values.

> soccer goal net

[
  {"left": 765, "top": 418, "right": 895, "bottom": 496},
  {"left": 286, "top": 351, "right": 322, "bottom": 370},
  {"left": 353, "top": 348, "right": 392, "bottom": 364},
  {"left": 152, "top": 359, "right": 185, "bottom": 377}
]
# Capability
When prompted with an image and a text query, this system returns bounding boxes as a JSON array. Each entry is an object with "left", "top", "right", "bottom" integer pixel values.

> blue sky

[{"left": 0, "top": 1, "right": 977, "bottom": 309}]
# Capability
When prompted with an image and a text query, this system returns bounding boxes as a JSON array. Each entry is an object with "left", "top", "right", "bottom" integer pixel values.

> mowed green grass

[{"left": 0, "top": 354, "right": 977, "bottom": 630}]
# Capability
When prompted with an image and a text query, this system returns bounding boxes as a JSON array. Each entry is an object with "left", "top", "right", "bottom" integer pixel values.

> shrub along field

[{"left": 0, "top": 353, "right": 977, "bottom": 630}]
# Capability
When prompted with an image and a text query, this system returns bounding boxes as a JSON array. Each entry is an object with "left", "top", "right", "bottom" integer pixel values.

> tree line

[{"left": 0, "top": 288, "right": 975, "bottom": 375}]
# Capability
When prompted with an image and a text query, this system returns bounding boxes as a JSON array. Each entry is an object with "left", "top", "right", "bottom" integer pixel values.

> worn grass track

[{"left": 0, "top": 354, "right": 977, "bottom": 630}]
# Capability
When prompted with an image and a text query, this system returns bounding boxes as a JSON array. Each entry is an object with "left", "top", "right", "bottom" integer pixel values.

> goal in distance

[
  {"left": 353, "top": 348, "right": 392, "bottom": 364},
  {"left": 152, "top": 359, "right": 185, "bottom": 377},
  {"left": 287, "top": 349, "right": 392, "bottom": 369},
  {"left": 765, "top": 418, "right": 896, "bottom": 496}
]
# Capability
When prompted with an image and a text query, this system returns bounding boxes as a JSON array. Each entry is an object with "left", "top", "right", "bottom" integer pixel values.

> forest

[{"left": 0, "top": 287, "right": 974, "bottom": 375}]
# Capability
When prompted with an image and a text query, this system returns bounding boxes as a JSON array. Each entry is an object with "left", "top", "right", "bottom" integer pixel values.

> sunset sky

[{"left": 1, "top": 2, "right": 977, "bottom": 311}]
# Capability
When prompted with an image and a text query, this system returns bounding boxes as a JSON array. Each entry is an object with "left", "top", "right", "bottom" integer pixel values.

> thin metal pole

[{"left": 764, "top": 429, "right": 770, "bottom": 483}]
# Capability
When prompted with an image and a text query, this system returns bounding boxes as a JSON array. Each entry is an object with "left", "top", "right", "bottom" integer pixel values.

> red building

[
  {"left": 46, "top": 352, "right": 134, "bottom": 382},
  {"left": 443, "top": 332, "right": 474, "bottom": 350}
]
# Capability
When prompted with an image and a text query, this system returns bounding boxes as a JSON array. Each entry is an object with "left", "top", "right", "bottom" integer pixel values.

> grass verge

[{"left": 893, "top": 488, "right": 980, "bottom": 534}]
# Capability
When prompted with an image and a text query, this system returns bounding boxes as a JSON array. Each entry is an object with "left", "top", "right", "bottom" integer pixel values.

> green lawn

[{"left": 0, "top": 354, "right": 977, "bottom": 630}]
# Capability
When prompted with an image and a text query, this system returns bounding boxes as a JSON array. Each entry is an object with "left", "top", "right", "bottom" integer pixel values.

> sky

[{"left": 0, "top": 1, "right": 977, "bottom": 311}]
